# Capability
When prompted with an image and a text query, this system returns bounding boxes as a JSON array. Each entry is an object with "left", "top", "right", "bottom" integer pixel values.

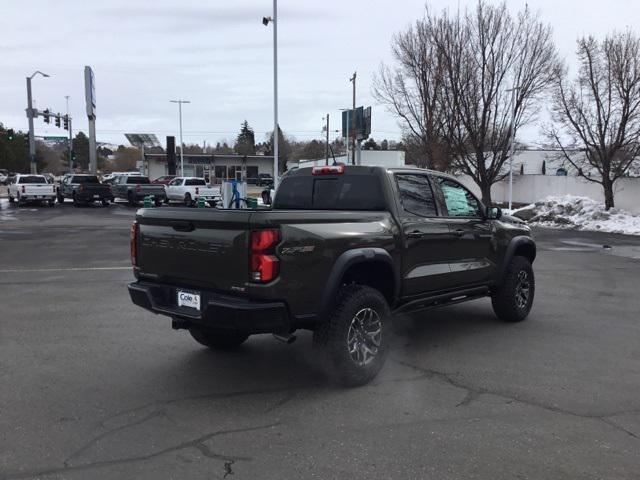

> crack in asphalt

[
  {"left": 98, "top": 384, "right": 306, "bottom": 430},
  {"left": 391, "top": 357, "right": 640, "bottom": 439},
  {"left": 0, "top": 423, "right": 278, "bottom": 480}
]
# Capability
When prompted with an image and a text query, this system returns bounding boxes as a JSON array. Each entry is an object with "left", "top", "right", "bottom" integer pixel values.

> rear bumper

[
  {"left": 76, "top": 192, "right": 114, "bottom": 201},
  {"left": 128, "top": 281, "right": 290, "bottom": 334}
]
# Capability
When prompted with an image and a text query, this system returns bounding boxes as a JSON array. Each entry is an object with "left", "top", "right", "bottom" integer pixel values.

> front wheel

[
  {"left": 189, "top": 327, "right": 249, "bottom": 350},
  {"left": 491, "top": 256, "right": 535, "bottom": 322},
  {"left": 313, "top": 285, "right": 390, "bottom": 387}
]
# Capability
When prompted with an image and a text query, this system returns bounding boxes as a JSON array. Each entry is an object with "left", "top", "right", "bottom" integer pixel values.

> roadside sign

[{"left": 43, "top": 136, "right": 68, "bottom": 141}]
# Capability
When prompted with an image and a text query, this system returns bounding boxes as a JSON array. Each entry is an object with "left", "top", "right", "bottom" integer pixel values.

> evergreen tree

[{"left": 234, "top": 120, "right": 256, "bottom": 155}]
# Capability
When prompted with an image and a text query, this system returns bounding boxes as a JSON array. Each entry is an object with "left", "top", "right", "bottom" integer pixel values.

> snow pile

[{"left": 511, "top": 195, "right": 640, "bottom": 235}]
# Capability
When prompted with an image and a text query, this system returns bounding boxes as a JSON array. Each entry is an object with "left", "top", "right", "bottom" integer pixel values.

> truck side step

[
  {"left": 273, "top": 333, "right": 297, "bottom": 344},
  {"left": 394, "top": 286, "right": 490, "bottom": 315}
]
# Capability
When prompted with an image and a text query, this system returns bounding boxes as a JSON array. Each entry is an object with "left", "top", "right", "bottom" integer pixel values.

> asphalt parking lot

[{"left": 1, "top": 200, "right": 639, "bottom": 480}]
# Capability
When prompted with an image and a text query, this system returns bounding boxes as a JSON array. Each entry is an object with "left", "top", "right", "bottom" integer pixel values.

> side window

[
  {"left": 169, "top": 179, "right": 181, "bottom": 186},
  {"left": 435, "top": 178, "right": 481, "bottom": 217},
  {"left": 396, "top": 174, "right": 438, "bottom": 217}
]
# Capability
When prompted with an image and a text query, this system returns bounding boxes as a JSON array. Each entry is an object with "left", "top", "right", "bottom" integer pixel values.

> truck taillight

[
  {"left": 312, "top": 165, "right": 345, "bottom": 175},
  {"left": 21, "top": 185, "right": 25, "bottom": 193},
  {"left": 130, "top": 222, "right": 138, "bottom": 266},
  {"left": 135, "top": 185, "right": 141, "bottom": 192},
  {"left": 195, "top": 187, "right": 199, "bottom": 195},
  {"left": 250, "top": 229, "right": 280, "bottom": 283},
  {"left": 79, "top": 184, "right": 84, "bottom": 192}
]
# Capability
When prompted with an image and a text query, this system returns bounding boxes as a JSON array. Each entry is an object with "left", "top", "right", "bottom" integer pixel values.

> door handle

[
  {"left": 406, "top": 231, "right": 423, "bottom": 239},
  {"left": 453, "top": 229, "right": 465, "bottom": 237},
  {"left": 170, "top": 220, "right": 195, "bottom": 232}
]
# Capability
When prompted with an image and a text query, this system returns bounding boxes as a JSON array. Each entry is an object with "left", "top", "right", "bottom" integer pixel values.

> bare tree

[
  {"left": 373, "top": 12, "right": 451, "bottom": 171},
  {"left": 547, "top": 32, "right": 640, "bottom": 209},
  {"left": 375, "top": 1, "right": 558, "bottom": 205}
]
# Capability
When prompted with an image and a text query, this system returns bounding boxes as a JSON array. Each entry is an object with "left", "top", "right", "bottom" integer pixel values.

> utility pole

[
  {"left": 65, "top": 96, "right": 73, "bottom": 173},
  {"left": 506, "top": 86, "right": 520, "bottom": 210},
  {"left": 350, "top": 71, "right": 356, "bottom": 165},
  {"left": 262, "top": 3, "right": 279, "bottom": 186},
  {"left": 26, "top": 71, "right": 49, "bottom": 174},
  {"left": 325, "top": 114, "right": 330, "bottom": 166},
  {"left": 170, "top": 99, "right": 190, "bottom": 176}
]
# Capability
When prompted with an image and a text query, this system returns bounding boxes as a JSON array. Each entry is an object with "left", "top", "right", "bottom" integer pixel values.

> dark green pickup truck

[{"left": 128, "top": 165, "right": 536, "bottom": 386}]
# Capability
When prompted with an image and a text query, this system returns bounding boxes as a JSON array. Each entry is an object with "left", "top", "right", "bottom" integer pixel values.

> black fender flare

[
  {"left": 319, "top": 248, "right": 399, "bottom": 318},
  {"left": 495, "top": 236, "right": 536, "bottom": 286}
]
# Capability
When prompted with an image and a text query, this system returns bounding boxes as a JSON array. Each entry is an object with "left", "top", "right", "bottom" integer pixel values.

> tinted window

[
  {"left": 72, "top": 176, "right": 100, "bottom": 184},
  {"left": 169, "top": 178, "right": 182, "bottom": 186},
  {"left": 126, "top": 176, "right": 150, "bottom": 184},
  {"left": 18, "top": 176, "right": 47, "bottom": 184},
  {"left": 274, "top": 174, "right": 385, "bottom": 210},
  {"left": 185, "top": 179, "right": 206, "bottom": 186},
  {"left": 396, "top": 174, "right": 438, "bottom": 217},
  {"left": 436, "top": 178, "right": 481, "bottom": 217}
]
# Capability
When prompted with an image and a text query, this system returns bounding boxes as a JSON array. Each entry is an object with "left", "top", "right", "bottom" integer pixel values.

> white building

[{"left": 143, "top": 154, "right": 275, "bottom": 183}]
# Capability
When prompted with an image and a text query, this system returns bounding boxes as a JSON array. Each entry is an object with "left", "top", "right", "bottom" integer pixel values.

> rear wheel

[
  {"left": 491, "top": 256, "right": 535, "bottom": 322},
  {"left": 57, "top": 191, "right": 64, "bottom": 203},
  {"left": 48, "top": 199, "right": 55, "bottom": 207},
  {"left": 127, "top": 192, "right": 135, "bottom": 206},
  {"left": 101, "top": 199, "right": 110, "bottom": 207},
  {"left": 313, "top": 285, "right": 390, "bottom": 387},
  {"left": 154, "top": 198, "right": 162, "bottom": 207},
  {"left": 8, "top": 195, "right": 14, "bottom": 204},
  {"left": 184, "top": 193, "right": 193, "bottom": 207},
  {"left": 189, "top": 327, "right": 249, "bottom": 350}
]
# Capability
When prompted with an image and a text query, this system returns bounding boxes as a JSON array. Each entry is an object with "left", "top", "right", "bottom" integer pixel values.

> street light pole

[
  {"left": 263, "top": 1, "right": 279, "bottom": 188},
  {"left": 26, "top": 70, "right": 49, "bottom": 174},
  {"left": 65, "top": 95, "right": 73, "bottom": 173},
  {"left": 170, "top": 100, "right": 190, "bottom": 176},
  {"left": 506, "top": 86, "right": 520, "bottom": 210}
]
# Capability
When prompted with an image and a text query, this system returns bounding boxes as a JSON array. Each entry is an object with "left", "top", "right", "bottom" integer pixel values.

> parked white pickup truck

[
  {"left": 165, "top": 177, "right": 221, "bottom": 207},
  {"left": 8, "top": 174, "right": 56, "bottom": 207}
]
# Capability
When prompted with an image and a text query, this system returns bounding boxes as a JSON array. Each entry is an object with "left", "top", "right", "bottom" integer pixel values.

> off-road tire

[
  {"left": 189, "top": 327, "right": 249, "bottom": 350},
  {"left": 313, "top": 285, "right": 390, "bottom": 387},
  {"left": 491, "top": 255, "right": 535, "bottom": 322}
]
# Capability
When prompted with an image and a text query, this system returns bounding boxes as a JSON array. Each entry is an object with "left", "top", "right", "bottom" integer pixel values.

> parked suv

[{"left": 129, "top": 166, "right": 536, "bottom": 386}]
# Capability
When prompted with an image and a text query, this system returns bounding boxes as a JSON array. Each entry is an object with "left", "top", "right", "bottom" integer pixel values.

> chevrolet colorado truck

[
  {"left": 128, "top": 165, "right": 536, "bottom": 386},
  {"left": 57, "top": 174, "right": 114, "bottom": 206}
]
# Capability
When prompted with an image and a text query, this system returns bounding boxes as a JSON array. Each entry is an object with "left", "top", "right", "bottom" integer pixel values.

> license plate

[{"left": 177, "top": 290, "right": 200, "bottom": 310}]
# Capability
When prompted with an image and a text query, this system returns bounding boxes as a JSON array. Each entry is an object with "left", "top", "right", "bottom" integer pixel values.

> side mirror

[{"left": 486, "top": 206, "right": 502, "bottom": 220}]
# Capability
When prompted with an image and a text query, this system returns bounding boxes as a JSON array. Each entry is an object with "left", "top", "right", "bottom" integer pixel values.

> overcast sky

[{"left": 2, "top": 0, "right": 639, "bottom": 149}]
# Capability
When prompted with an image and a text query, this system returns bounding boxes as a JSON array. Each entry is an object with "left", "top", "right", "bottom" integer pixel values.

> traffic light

[
  {"left": 55, "top": 114, "right": 61, "bottom": 128},
  {"left": 63, "top": 115, "right": 69, "bottom": 130},
  {"left": 43, "top": 109, "right": 50, "bottom": 124},
  {"left": 7, "top": 129, "right": 14, "bottom": 141}
]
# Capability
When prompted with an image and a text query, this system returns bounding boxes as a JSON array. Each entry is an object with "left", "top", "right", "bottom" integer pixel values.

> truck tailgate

[
  {"left": 136, "top": 208, "right": 252, "bottom": 293},
  {"left": 24, "top": 184, "right": 55, "bottom": 196}
]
